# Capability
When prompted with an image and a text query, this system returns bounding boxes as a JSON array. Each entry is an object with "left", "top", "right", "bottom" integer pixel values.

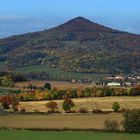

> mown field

[
  {"left": 16, "top": 80, "right": 94, "bottom": 89},
  {"left": 0, "top": 113, "right": 122, "bottom": 130},
  {"left": 19, "top": 96, "right": 140, "bottom": 112},
  {"left": 0, "top": 130, "right": 140, "bottom": 140}
]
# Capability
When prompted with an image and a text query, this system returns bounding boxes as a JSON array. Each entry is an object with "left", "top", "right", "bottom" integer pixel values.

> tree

[
  {"left": 12, "top": 95, "right": 20, "bottom": 112},
  {"left": 46, "top": 101, "right": 58, "bottom": 112},
  {"left": 11, "top": 73, "right": 26, "bottom": 82},
  {"left": 123, "top": 109, "right": 140, "bottom": 133},
  {"left": 0, "top": 76, "right": 15, "bottom": 88},
  {"left": 112, "top": 102, "right": 120, "bottom": 112},
  {"left": 0, "top": 96, "right": 13, "bottom": 109},
  {"left": 104, "top": 120, "right": 120, "bottom": 131},
  {"left": 83, "top": 87, "right": 92, "bottom": 97},
  {"left": 0, "top": 103, "right": 4, "bottom": 114},
  {"left": 44, "top": 82, "right": 51, "bottom": 90},
  {"left": 62, "top": 96, "right": 75, "bottom": 112}
]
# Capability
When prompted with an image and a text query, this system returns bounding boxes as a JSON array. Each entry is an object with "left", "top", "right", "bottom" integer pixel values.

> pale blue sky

[{"left": 0, "top": 0, "right": 140, "bottom": 38}]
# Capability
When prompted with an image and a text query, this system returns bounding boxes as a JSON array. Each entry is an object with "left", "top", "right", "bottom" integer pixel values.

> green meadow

[{"left": 0, "top": 130, "right": 140, "bottom": 140}]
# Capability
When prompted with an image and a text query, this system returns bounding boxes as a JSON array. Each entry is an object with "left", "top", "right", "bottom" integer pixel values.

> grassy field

[
  {"left": 16, "top": 80, "right": 94, "bottom": 89},
  {"left": 19, "top": 96, "right": 140, "bottom": 112},
  {"left": 0, "top": 130, "right": 140, "bottom": 140},
  {"left": 0, "top": 87, "right": 21, "bottom": 95},
  {"left": 16, "top": 65, "right": 105, "bottom": 81},
  {"left": 0, "top": 113, "right": 122, "bottom": 130}
]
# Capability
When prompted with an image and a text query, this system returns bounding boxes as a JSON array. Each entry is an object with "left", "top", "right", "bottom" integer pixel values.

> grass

[
  {"left": 0, "top": 87, "right": 21, "bottom": 95},
  {"left": 19, "top": 96, "right": 140, "bottom": 112},
  {"left": 0, "top": 130, "right": 140, "bottom": 140},
  {"left": 16, "top": 80, "right": 94, "bottom": 89},
  {"left": 0, "top": 113, "right": 123, "bottom": 130},
  {"left": 16, "top": 65, "right": 105, "bottom": 81}
]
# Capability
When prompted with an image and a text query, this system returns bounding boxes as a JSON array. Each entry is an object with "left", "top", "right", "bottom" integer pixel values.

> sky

[{"left": 0, "top": 0, "right": 140, "bottom": 38}]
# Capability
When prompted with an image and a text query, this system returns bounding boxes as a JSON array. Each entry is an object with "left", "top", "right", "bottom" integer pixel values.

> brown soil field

[
  {"left": 16, "top": 81, "right": 93, "bottom": 89},
  {"left": 0, "top": 113, "right": 123, "bottom": 130},
  {"left": 19, "top": 96, "right": 140, "bottom": 112}
]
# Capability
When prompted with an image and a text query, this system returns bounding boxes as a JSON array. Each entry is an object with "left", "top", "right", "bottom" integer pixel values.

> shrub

[
  {"left": 0, "top": 103, "right": 4, "bottom": 114},
  {"left": 51, "top": 91, "right": 59, "bottom": 100},
  {"left": 34, "top": 109, "right": 40, "bottom": 113},
  {"left": 20, "top": 108, "right": 26, "bottom": 113},
  {"left": 123, "top": 109, "right": 140, "bottom": 133},
  {"left": 27, "top": 84, "right": 34, "bottom": 89},
  {"left": 67, "top": 89, "right": 77, "bottom": 98},
  {"left": 77, "top": 88, "right": 84, "bottom": 97},
  {"left": 92, "top": 109, "right": 103, "bottom": 114},
  {"left": 119, "top": 108, "right": 128, "bottom": 113},
  {"left": 104, "top": 120, "right": 120, "bottom": 131},
  {"left": 78, "top": 108, "right": 88, "bottom": 113},
  {"left": 46, "top": 101, "right": 58, "bottom": 112},
  {"left": 12, "top": 95, "right": 19, "bottom": 112},
  {"left": 0, "top": 76, "right": 15, "bottom": 88},
  {"left": 103, "top": 86, "right": 113, "bottom": 96},
  {"left": 83, "top": 87, "right": 92, "bottom": 97},
  {"left": 67, "top": 110, "right": 76, "bottom": 113},
  {"left": 0, "top": 96, "right": 13, "bottom": 109},
  {"left": 44, "top": 82, "right": 51, "bottom": 90},
  {"left": 19, "top": 95, "right": 24, "bottom": 101},
  {"left": 112, "top": 102, "right": 120, "bottom": 112},
  {"left": 45, "top": 91, "right": 51, "bottom": 100},
  {"left": 96, "top": 88, "right": 104, "bottom": 97},
  {"left": 62, "top": 97, "right": 75, "bottom": 112},
  {"left": 13, "top": 106, "right": 19, "bottom": 112}
]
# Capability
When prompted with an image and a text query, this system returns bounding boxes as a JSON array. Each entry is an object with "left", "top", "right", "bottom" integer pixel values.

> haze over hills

[{"left": 0, "top": 17, "right": 140, "bottom": 79}]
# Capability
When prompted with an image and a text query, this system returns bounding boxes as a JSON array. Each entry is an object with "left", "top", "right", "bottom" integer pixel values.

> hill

[{"left": 0, "top": 17, "right": 140, "bottom": 80}]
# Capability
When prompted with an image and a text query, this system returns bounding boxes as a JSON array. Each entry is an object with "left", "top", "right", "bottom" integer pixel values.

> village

[{"left": 71, "top": 74, "right": 140, "bottom": 87}]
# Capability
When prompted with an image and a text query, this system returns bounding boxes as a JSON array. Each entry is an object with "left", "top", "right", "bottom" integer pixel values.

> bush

[
  {"left": 103, "top": 86, "right": 113, "bottom": 96},
  {"left": 123, "top": 109, "right": 140, "bottom": 133},
  {"left": 12, "top": 95, "right": 20, "bottom": 112},
  {"left": 67, "top": 89, "right": 77, "bottom": 98},
  {"left": 46, "top": 101, "right": 58, "bottom": 112},
  {"left": 83, "top": 87, "right": 92, "bottom": 97},
  {"left": 62, "top": 97, "right": 75, "bottom": 112},
  {"left": 92, "top": 109, "right": 103, "bottom": 114},
  {"left": 78, "top": 108, "right": 88, "bottom": 113},
  {"left": 119, "top": 108, "right": 128, "bottom": 113},
  {"left": 67, "top": 110, "right": 76, "bottom": 113},
  {"left": 20, "top": 108, "right": 26, "bottom": 113},
  {"left": 19, "top": 95, "right": 24, "bottom": 101},
  {"left": 0, "top": 76, "right": 15, "bottom": 88},
  {"left": 0, "top": 96, "right": 13, "bottom": 109},
  {"left": 112, "top": 102, "right": 120, "bottom": 112},
  {"left": 104, "top": 120, "right": 120, "bottom": 131},
  {"left": 34, "top": 109, "right": 40, "bottom": 113},
  {"left": 47, "top": 110, "right": 60, "bottom": 114},
  {"left": 13, "top": 106, "right": 19, "bottom": 112},
  {"left": 0, "top": 103, "right": 4, "bottom": 114},
  {"left": 44, "top": 82, "right": 51, "bottom": 90}
]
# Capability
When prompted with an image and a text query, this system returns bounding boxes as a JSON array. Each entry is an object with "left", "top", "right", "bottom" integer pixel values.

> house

[
  {"left": 125, "top": 82, "right": 132, "bottom": 87},
  {"left": 107, "top": 82, "right": 121, "bottom": 86}
]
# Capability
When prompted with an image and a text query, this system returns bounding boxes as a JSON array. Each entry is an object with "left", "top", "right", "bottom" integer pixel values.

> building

[{"left": 107, "top": 82, "right": 121, "bottom": 86}]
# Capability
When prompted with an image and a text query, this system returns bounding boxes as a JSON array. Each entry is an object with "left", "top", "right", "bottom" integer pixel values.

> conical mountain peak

[{"left": 53, "top": 17, "right": 113, "bottom": 32}]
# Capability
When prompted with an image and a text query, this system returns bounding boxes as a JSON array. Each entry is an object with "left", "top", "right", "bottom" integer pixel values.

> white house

[{"left": 107, "top": 82, "right": 121, "bottom": 86}]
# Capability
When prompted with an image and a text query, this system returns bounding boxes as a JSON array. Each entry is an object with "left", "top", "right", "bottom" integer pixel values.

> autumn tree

[
  {"left": 0, "top": 96, "right": 13, "bottom": 109},
  {"left": 46, "top": 101, "right": 58, "bottom": 112},
  {"left": 12, "top": 95, "right": 20, "bottom": 112},
  {"left": 62, "top": 96, "right": 75, "bottom": 112}
]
